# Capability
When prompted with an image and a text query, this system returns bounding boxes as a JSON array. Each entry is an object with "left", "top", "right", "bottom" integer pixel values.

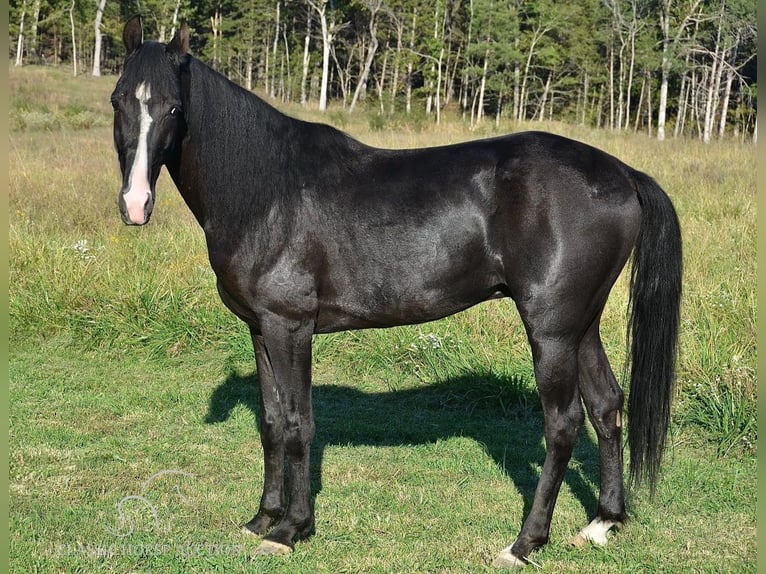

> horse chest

[{"left": 211, "top": 246, "right": 321, "bottom": 328}]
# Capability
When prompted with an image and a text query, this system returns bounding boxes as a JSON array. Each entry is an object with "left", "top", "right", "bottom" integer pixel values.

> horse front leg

[
  {"left": 242, "top": 328, "right": 286, "bottom": 537},
  {"left": 249, "top": 317, "right": 316, "bottom": 555}
]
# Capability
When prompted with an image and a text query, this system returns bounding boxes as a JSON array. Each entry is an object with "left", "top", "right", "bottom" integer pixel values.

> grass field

[{"left": 9, "top": 65, "right": 756, "bottom": 573}]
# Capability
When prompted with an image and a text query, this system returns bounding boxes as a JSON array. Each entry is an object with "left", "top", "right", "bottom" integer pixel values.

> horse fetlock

[{"left": 242, "top": 508, "right": 284, "bottom": 536}]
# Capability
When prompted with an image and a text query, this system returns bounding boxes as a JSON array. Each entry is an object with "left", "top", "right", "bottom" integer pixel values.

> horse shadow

[{"left": 204, "top": 365, "right": 601, "bottom": 531}]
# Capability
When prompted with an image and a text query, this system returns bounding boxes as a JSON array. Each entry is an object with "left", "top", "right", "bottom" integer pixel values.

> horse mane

[{"left": 175, "top": 54, "right": 370, "bottom": 232}]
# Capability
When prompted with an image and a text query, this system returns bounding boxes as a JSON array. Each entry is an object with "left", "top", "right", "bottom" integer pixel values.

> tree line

[{"left": 10, "top": 0, "right": 757, "bottom": 142}]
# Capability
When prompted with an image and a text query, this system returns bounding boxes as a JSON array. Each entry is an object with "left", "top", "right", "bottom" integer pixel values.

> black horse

[{"left": 111, "top": 17, "right": 681, "bottom": 568}]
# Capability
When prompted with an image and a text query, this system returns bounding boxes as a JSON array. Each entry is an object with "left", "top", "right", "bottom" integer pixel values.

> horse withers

[{"left": 111, "top": 16, "right": 681, "bottom": 568}]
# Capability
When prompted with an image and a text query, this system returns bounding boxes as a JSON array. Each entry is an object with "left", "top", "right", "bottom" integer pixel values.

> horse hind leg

[
  {"left": 571, "top": 320, "right": 627, "bottom": 548},
  {"left": 494, "top": 328, "right": 584, "bottom": 567}
]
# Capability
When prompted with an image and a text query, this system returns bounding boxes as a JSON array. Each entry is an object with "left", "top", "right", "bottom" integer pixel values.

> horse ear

[
  {"left": 166, "top": 22, "right": 190, "bottom": 58},
  {"left": 123, "top": 14, "right": 143, "bottom": 54}
]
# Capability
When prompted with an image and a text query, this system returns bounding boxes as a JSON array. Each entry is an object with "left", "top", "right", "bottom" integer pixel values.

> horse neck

[{"left": 167, "top": 57, "right": 296, "bottom": 231}]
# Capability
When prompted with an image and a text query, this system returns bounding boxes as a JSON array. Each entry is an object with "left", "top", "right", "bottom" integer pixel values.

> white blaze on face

[{"left": 124, "top": 81, "right": 153, "bottom": 224}]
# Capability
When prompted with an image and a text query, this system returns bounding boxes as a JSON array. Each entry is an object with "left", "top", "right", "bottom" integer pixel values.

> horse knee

[
  {"left": 259, "top": 411, "right": 285, "bottom": 449},
  {"left": 284, "top": 417, "right": 315, "bottom": 457}
]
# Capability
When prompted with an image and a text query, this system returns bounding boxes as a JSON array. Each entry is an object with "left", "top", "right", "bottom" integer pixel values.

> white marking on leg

[
  {"left": 573, "top": 518, "right": 620, "bottom": 547},
  {"left": 124, "top": 81, "right": 153, "bottom": 224}
]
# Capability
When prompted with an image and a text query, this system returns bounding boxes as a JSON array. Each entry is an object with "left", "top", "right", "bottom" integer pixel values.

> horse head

[{"left": 111, "top": 15, "right": 189, "bottom": 225}]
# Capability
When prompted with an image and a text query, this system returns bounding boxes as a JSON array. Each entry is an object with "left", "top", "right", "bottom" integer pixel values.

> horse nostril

[{"left": 121, "top": 190, "right": 152, "bottom": 225}]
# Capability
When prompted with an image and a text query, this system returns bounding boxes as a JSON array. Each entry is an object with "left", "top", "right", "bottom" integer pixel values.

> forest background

[{"left": 9, "top": 0, "right": 758, "bottom": 142}]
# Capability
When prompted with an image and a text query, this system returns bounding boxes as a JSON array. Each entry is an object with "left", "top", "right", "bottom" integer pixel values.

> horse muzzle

[{"left": 119, "top": 188, "right": 154, "bottom": 225}]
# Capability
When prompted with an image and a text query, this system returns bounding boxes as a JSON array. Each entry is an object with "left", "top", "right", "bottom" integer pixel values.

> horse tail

[{"left": 626, "top": 170, "right": 682, "bottom": 493}]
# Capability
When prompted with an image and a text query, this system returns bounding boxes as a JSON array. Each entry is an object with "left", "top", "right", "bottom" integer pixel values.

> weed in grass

[{"left": 678, "top": 367, "right": 756, "bottom": 456}]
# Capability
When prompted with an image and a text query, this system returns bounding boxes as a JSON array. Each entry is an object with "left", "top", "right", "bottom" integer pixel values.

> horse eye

[
  {"left": 110, "top": 91, "right": 126, "bottom": 112},
  {"left": 169, "top": 106, "right": 181, "bottom": 118}
]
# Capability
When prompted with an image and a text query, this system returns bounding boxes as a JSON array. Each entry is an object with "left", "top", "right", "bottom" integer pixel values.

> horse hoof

[
  {"left": 569, "top": 534, "right": 588, "bottom": 548},
  {"left": 241, "top": 525, "right": 259, "bottom": 537},
  {"left": 571, "top": 518, "right": 621, "bottom": 547},
  {"left": 252, "top": 539, "right": 293, "bottom": 556},
  {"left": 492, "top": 546, "right": 527, "bottom": 569}
]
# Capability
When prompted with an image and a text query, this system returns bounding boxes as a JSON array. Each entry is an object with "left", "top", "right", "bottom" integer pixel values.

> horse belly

[
  {"left": 314, "top": 275, "right": 501, "bottom": 333},
  {"left": 314, "top": 215, "right": 503, "bottom": 332}
]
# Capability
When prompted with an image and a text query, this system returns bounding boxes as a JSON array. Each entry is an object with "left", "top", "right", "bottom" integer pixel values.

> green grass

[{"left": 9, "top": 65, "right": 756, "bottom": 572}]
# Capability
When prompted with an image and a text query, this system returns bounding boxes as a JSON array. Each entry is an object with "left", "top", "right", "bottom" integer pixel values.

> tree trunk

[
  {"left": 406, "top": 6, "right": 417, "bottom": 115},
  {"left": 596, "top": 82, "right": 604, "bottom": 128},
  {"left": 674, "top": 73, "right": 688, "bottom": 137},
  {"left": 717, "top": 64, "right": 733, "bottom": 139},
  {"left": 625, "top": 6, "right": 637, "bottom": 130},
  {"left": 634, "top": 72, "right": 645, "bottom": 132},
  {"left": 445, "top": 45, "right": 460, "bottom": 107},
  {"left": 718, "top": 38, "right": 737, "bottom": 139},
  {"left": 170, "top": 0, "right": 181, "bottom": 39},
  {"left": 518, "top": 26, "right": 547, "bottom": 122},
  {"left": 477, "top": 49, "right": 489, "bottom": 123},
  {"left": 54, "top": 25, "right": 61, "bottom": 65},
  {"left": 616, "top": 39, "right": 625, "bottom": 129},
  {"left": 330, "top": 43, "right": 350, "bottom": 106},
  {"left": 645, "top": 69, "right": 653, "bottom": 136},
  {"left": 657, "top": 0, "right": 702, "bottom": 140},
  {"left": 390, "top": 20, "right": 403, "bottom": 114},
  {"left": 580, "top": 72, "right": 589, "bottom": 125},
  {"left": 349, "top": 0, "right": 382, "bottom": 113},
  {"left": 282, "top": 25, "right": 291, "bottom": 101},
  {"left": 246, "top": 44, "right": 254, "bottom": 91},
  {"left": 376, "top": 47, "right": 388, "bottom": 113},
  {"left": 435, "top": 46, "right": 444, "bottom": 125},
  {"left": 29, "top": 0, "right": 41, "bottom": 61},
  {"left": 300, "top": 7, "right": 311, "bottom": 106},
  {"left": 424, "top": 1, "right": 440, "bottom": 117},
  {"left": 608, "top": 41, "right": 614, "bottom": 129},
  {"left": 210, "top": 9, "right": 221, "bottom": 70},
  {"left": 657, "top": 0, "right": 671, "bottom": 140},
  {"left": 92, "top": 0, "right": 107, "bottom": 76},
  {"left": 537, "top": 71, "right": 552, "bottom": 122},
  {"left": 69, "top": 0, "right": 77, "bottom": 76},
  {"left": 270, "top": 2, "right": 281, "bottom": 98},
  {"left": 512, "top": 54, "right": 519, "bottom": 121},
  {"left": 462, "top": 0, "right": 474, "bottom": 119},
  {"left": 309, "top": 0, "right": 331, "bottom": 111},
  {"left": 262, "top": 37, "right": 270, "bottom": 93},
  {"left": 702, "top": 14, "right": 724, "bottom": 144},
  {"left": 704, "top": 33, "right": 722, "bottom": 142},
  {"left": 16, "top": 0, "right": 27, "bottom": 67}
]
